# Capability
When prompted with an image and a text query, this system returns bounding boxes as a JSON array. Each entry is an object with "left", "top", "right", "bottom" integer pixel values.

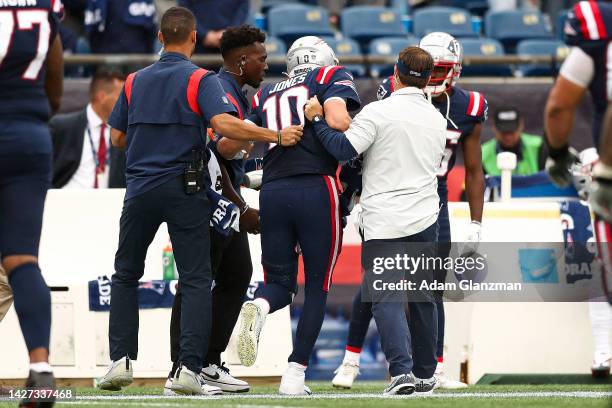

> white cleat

[
  {"left": 237, "top": 301, "right": 266, "bottom": 367},
  {"left": 331, "top": 361, "right": 360, "bottom": 389},
  {"left": 171, "top": 366, "right": 222, "bottom": 396},
  {"left": 163, "top": 378, "right": 177, "bottom": 396},
  {"left": 434, "top": 364, "right": 467, "bottom": 389},
  {"left": 200, "top": 363, "right": 250, "bottom": 393},
  {"left": 97, "top": 356, "right": 133, "bottom": 391},
  {"left": 279, "top": 363, "right": 312, "bottom": 396}
]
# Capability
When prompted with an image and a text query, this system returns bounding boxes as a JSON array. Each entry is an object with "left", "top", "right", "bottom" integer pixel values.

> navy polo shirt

[
  {"left": 209, "top": 69, "right": 252, "bottom": 193},
  {"left": 109, "top": 52, "right": 236, "bottom": 200}
]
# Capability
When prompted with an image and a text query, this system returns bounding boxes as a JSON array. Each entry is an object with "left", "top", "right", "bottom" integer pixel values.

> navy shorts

[
  {"left": 259, "top": 174, "right": 342, "bottom": 294},
  {"left": 0, "top": 121, "right": 52, "bottom": 259}
]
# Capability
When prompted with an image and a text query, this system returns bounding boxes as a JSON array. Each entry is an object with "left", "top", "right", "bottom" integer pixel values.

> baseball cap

[{"left": 494, "top": 107, "right": 521, "bottom": 133}]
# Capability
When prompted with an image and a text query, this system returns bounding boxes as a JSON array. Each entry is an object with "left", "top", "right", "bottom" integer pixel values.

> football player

[
  {"left": 544, "top": 0, "right": 612, "bottom": 377},
  {"left": 235, "top": 36, "right": 361, "bottom": 395},
  {"left": 332, "top": 32, "right": 486, "bottom": 390},
  {"left": 0, "top": 0, "right": 64, "bottom": 406}
]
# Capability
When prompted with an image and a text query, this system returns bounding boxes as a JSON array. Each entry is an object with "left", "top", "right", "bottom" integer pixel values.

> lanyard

[{"left": 86, "top": 125, "right": 108, "bottom": 169}]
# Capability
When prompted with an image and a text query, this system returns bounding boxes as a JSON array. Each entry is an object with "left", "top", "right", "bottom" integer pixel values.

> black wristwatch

[{"left": 312, "top": 114, "right": 324, "bottom": 123}]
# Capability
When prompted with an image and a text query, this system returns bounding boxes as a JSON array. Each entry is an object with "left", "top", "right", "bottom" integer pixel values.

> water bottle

[{"left": 162, "top": 242, "right": 176, "bottom": 281}]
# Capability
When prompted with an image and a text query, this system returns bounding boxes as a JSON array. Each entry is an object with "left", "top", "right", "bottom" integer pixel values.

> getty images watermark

[{"left": 360, "top": 242, "right": 610, "bottom": 302}]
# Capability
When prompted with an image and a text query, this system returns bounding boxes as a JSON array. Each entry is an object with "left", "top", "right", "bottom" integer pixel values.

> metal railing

[{"left": 64, "top": 54, "right": 566, "bottom": 68}]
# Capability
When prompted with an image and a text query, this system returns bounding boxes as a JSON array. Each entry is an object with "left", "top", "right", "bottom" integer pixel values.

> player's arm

[
  {"left": 323, "top": 98, "right": 351, "bottom": 131},
  {"left": 544, "top": 46, "right": 592, "bottom": 186},
  {"left": 216, "top": 137, "right": 252, "bottom": 160},
  {"left": 462, "top": 123, "right": 484, "bottom": 223},
  {"left": 589, "top": 106, "right": 612, "bottom": 221},
  {"left": 111, "top": 129, "right": 126, "bottom": 148},
  {"left": 109, "top": 87, "right": 129, "bottom": 148},
  {"left": 218, "top": 161, "right": 260, "bottom": 234},
  {"left": 210, "top": 113, "right": 302, "bottom": 145},
  {"left": 45, "top": 34, "right": 64, "bottom": 114}
]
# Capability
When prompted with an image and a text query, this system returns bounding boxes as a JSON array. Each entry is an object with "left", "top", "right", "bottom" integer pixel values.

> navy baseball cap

[{"left": 494, "top": 107, "right": 521, "bottom": 133}]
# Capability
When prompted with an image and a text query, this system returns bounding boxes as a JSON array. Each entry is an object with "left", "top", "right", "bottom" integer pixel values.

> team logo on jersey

[
  {"left": 334, "top": 79, "right": 357, "bottom": 94},
  {"left": 377, "top": 84, "right": 388, "bottom": 100}
]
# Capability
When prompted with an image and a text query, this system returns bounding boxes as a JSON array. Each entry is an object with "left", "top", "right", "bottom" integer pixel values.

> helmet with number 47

[
  {"left": 419, "top": 32, "right": 463, "bottom": 97},
  {"left": 286, "top": 36, "right": 339, "bottom": 77}
]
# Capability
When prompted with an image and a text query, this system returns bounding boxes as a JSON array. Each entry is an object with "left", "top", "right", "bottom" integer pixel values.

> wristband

[{"left": 277, "top": 130, "right": 282, "bottom": 147}]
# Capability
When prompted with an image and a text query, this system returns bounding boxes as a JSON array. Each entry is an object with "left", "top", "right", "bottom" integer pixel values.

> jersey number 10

[
  {"left": 0, "top": 10, "right": 51, "bottom": 80},
  {"left": 262, "top": 86, "right": 310, "bottom": 131}
]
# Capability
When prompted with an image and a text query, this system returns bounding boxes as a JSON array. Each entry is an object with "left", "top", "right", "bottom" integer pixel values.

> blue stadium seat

[
  {"left": 368, "top": 36, "right": 420, "bottom": 78},
  {"left": 321, "top": 37, "right": 367, "bottom": 78},
  {"left": 516, "top": 39, "right": 569, "bottom": 76},
  {"left": 268, "top": 4, "right": 334, "bottom": 46},
  {"left": 485, "top": 10, "right": 552, "bottom": 52},
  {"left": 261, "top": 0, "right": 300, "bottom": 14},
  {"left": 460, "top": 38, "right": 513, "bottom": 76},
  {"left": 556, "top": 9, "right": 568, "bottom": 40},
  {"left": 341, "top": 7, "right": 407, "bottom": 49},
  {"left": 264, "top": 36, "right": 288, "bottom": 75},
  {"left": 412, "top": 7, "right": 478, "bottom": 38}
]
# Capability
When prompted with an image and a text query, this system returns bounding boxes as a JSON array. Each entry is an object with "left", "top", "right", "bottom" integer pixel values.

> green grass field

[{"left": 1, "top": 383, "right": 610, "bottom": 408}]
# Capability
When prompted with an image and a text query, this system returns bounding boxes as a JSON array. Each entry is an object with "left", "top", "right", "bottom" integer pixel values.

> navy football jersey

[
  {"left": 564, "top": 0, "right": 612, "bottom": 143},
  {"left": 250, "top": 66, "right": 361, "bottom": 184},
  {"left": 377, "top": 77, "right": 487, "bottom": 179},
  {"left": 0, "top": 0, "right": 63, "bottom": 122}
]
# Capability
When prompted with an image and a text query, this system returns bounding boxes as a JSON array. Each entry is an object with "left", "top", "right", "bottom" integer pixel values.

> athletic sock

[
  {"left": 9, "top": 263, "right": 51, "bottom": 352},
  {"left": 343, "top": 349, "right": 361, "bottom": 365},
  {"left": 288, "top": 362, "right": 307, "bottom": 372}
]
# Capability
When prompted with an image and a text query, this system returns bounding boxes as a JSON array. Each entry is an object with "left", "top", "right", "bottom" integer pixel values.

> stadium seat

[
  {"left": 341, "top": 7, "right": 407, "bottom": 49},
  {"left": 412, "top": 7, "right": 478, "bottom": 38},
  {"left": 556, "top": 9, "right": 568, "bottom": 40},
  {"left": 516, "top": 39, "right": 569, "bottom": 76},
  {"left": 267, "top": 4, "right": 334, "bottom": 46},
  {"left": 485, "top": 10, "right": 552, "bottom": 53},
  {"left": 368, "top": 36, "right": 420, "bottom": 78},
  {"left": 460, "top": 38, "right": 513, "bottom": 76},
  {"left": 264, "top": 36, "right": 288, "bottom": 75},
  {"left": 261, "top": 0, "right": 300, "bottom": 14},
  {"left": 321, "top": 37, "right": 367, "bottom": 78}
]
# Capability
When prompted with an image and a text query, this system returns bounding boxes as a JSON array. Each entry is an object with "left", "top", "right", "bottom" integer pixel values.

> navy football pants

[
  {"left": 257, "top": 175, "right": 342, "bottom": 366},
  {"left": 346, "top": 179, "right": 450, "bottom": 364},
  {"left": 110, "top": 175, "right": 212, "bottom": 373}
]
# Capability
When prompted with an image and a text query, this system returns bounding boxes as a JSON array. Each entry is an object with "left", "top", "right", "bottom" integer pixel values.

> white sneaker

[
  {"left": 163, "top": 378, "right": 177, "bottom": 396},
  {"left": 434, "top": 363, "right": 467, "bottom": 389},
  {"left": 200, "top": 363, "right": 250, "bottom": 393},
  {"left": 97, "top": 356, "right": 133, "bottom": 391},
  {"left": 171, "top": 366, "right": 222, "bottom": 396},
  {"left": 591, "top": 354, "right": 611, "bottom": 378},
  {"left": 279, "top": 363, "right": 312, "bottom": 396},
  {"left": 383, "top": 373, "right": 415, "bottom": 396},
  {"left": 237, "top": 301, "right": 266, "bottom": 367},
  {"left": 331, "top": 361, "right": 360, "bottom": 389}
]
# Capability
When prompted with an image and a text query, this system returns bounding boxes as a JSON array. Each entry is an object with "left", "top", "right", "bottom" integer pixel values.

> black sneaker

[
  {"left": 383, "top": 373, "right": 415, "bottom": 396},
  {"left": 19, "top": 370, "right": 56, "bottom": 407},
  {"left": 414, "top": 374, "right": 437, "bottom": 395}
]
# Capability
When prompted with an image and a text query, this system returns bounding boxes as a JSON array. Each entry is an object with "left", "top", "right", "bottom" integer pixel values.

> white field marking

[{"left": 30, "top": 391, "right": 612, "bottom": 402}]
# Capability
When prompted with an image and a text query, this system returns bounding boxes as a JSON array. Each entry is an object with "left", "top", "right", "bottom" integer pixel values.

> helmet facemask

[{"left": 424, "top": 61, "right": 461, "bottom": 97}]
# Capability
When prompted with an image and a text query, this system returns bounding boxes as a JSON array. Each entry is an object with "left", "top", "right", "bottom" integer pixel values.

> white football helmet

[
  {"left": 419, "top": 32, "right": 463, "bottom": 96},
  {"left": 572, "top": 147, "right": 600, "bottom": 200},
  {"left": 286, "top": 36, "right": 339, "bottom": 77}
]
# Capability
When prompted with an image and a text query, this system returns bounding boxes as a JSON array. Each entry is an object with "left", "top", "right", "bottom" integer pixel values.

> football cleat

[
  {"left": 383, "top": 373, "right": 415, "bottom": 396},
  {"left": 97, "top": 356, "right": 133, "bottom": 391},
  {"left": 331, "top": 361, "right": 360, "bottom": 389},
  {"left": 237, "top": 301, "right": 266, "bottom": 367},
  {"left": 19, "top": 370, "right": 56, "bottom": 408},
  {"left": 200, "top": 363, "right": 250, "bottom": 393},
  {"left": 434, "top": 363, "right": 467, "bottom": 389},
  {"left": 279, "top": 363, "right": 312, "bottom": 396}
]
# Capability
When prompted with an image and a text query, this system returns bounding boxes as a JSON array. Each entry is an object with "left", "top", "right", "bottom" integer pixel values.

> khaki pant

[{"left": 0, "top": 267, "right": 13, "bottom": 322}]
